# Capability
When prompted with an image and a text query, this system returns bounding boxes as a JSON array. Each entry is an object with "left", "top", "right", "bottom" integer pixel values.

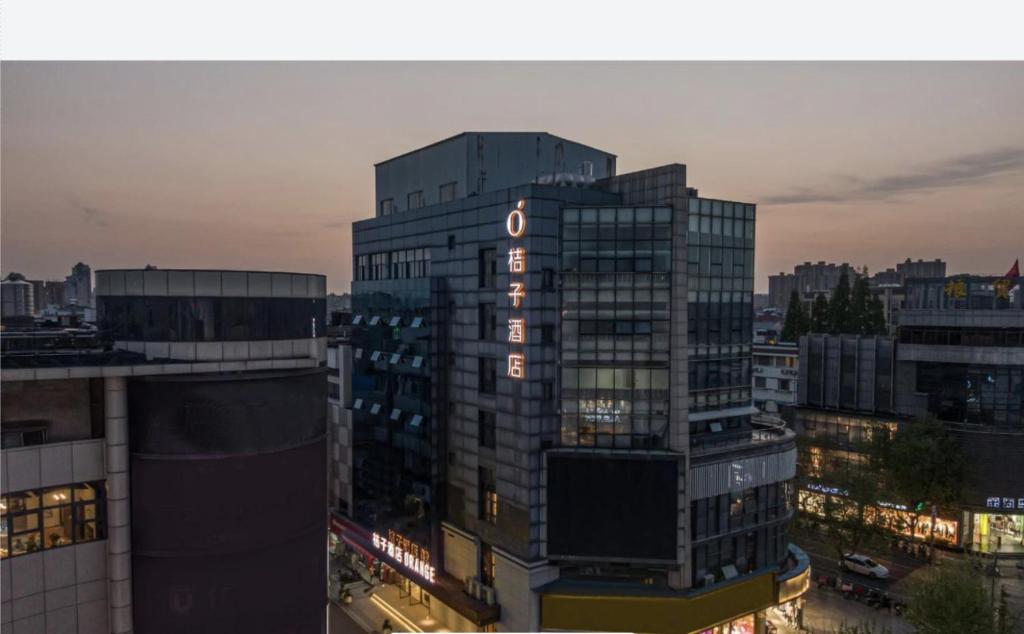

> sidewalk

[{"left": 338, "top": 581, "right": 454, "bottom": 633}]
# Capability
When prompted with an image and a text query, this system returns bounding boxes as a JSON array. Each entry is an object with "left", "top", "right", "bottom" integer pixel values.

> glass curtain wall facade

[
  {"left": 350, "top": 281, "right": 434, "bottom": 549},
  {"left": 687, "top": 197, "right": 756, "bottom": 441},
  {"left": 559, "top": 206, "right": 673, "bottom": 449}
]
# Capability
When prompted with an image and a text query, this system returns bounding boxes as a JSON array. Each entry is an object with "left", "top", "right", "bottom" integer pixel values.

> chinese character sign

[{"left": 507, "top": 200, "right": 527, "bottom": 379}]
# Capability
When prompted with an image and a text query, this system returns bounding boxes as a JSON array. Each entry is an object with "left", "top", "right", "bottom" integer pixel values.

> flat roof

[{"left": 374, "top": 131, "right": 617, "bottom": 166}]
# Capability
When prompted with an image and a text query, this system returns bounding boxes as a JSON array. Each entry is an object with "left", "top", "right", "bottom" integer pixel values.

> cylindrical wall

[{"left": 126, "top": 368, "right": 327, "bottom": 633}]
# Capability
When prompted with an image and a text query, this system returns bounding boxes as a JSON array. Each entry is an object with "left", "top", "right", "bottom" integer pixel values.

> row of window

[
  {"left": 691, "top": 482, "right": 794, "bottom": 542},
  {"left": 754, "top": 355, "right": 798, "bottom": 368},
  {"left": 97, "top": 297, "right": 325, "bottom": 341},
  {"left": 378, "top": 182, "right": 457, "bottom": 217},
  {"left": 754, "top": 376, "right": 793, "bottom": 391},
  {"left": 562, "top": 207, "right": 674, "bottom": 225},
  {"left": 350, "top": 398, "right": 426, "bottom": 428},
  {"left": 899, "top": 327, "right": 1024, "bottom": 348},
  {"left": 356, "top": 249, "right": 432, "bottom": 281},
  {"left": 691, "top": 524, "right": 787, "bottom": 588},
  {"left": 352, "top": 314, "right": 426, "bottom": 328},
  {"left": 1, "top": 482, "right": 107, "bottom": 559}
]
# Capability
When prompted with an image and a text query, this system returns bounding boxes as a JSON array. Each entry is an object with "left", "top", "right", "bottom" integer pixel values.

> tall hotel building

[
  {"left": 337, "top": 133, "right": 808, "bottom": 633},
  {"left": 2, "top": 269, "right": 327, "bottom": 634}
]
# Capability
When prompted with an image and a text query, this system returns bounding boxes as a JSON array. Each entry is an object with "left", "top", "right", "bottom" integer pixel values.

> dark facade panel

[
  {"left": 132, "top": 523, "right": 325, "bottom": 634},
  {"left": 128, "top": 369, "right": 326, "bottom": 455},
  {"left": 130, "top": 440, "right": 326, "bottom": 555},
  {"left": 98, "top": 296, "right": 326, "bottom": 341},
  {"left": 128, "top": 370, "right": 327, "bottom": 634},
  {"left": 547, "top": 454, "right": 677, "bottom": 560}
]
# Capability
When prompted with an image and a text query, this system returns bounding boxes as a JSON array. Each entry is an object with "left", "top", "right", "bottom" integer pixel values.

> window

[
  {"left": 542, "top": 381, "right": 554, "bottom": 402},
  {"left": 481, "top": 542, "right": 496, "bottom": 586},
  {"left": 479, "top": 466, "right": 498, "bottom": 524},
  {"left": 478, "top": 409, "right": 496, "bottom": 449},
  {"left": 542, "top": 268, "right": 555, "bottom": 290},
  {"left": 380, "top": 198, "right": 394, "bottom": 216},
  {"left": 407, "top": 190, "right": 424, "bottom": 210},
  {"left": 3, "top": 482, "right": 106, "bottom": 558},
  {"left": 479, "top": 357, "right": 497, "bottom": 394},
  {"left": 541, "top": 324, "right": 555, "bottom": 345},
  {"left": 779, "top": 379, "right": 792, "bottom": 391},
  {"left": 440, "top": 182, "right": 457, "bottom": 203},
  {"left": 754, "top": 377, "right": 766, "bottom": 388},
  {"left": 1, "top": 425, "right": 47, "bottom": 449},
  {"left": 448, "top": 234, "right": 456, "bottom": 250},
  {"left": 479, "top": 249, "right": 497, "bottom": 288},
  {"left": 479, "top": 303, "right": 497, "bottom": 341}
]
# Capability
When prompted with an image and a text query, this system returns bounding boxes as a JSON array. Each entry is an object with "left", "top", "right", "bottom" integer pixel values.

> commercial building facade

[
  {"left": 795, "top": 273, "right": 1024, "bottom": 555},
  {"left": 753, "top": 343, "right": 798, "bottom": 416},
  {"left": 336, "top": 132, "right": 808, "bottom": 633},
  {"left": 1, "top": 268, "right": 328, "bottom": 633}
]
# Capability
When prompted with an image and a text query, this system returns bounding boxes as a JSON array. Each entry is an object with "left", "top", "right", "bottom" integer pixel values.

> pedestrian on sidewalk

[{"left": 381, "top": 618, "right": 393, "bottom": 634}]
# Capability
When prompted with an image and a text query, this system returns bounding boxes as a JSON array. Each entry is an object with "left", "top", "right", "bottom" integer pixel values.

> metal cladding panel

[
  {"left": 546, "top": 454, "right": 678, "bottom": 561},
  {"left": 127, "top": 369, "right": 326, "bottom": 455}
]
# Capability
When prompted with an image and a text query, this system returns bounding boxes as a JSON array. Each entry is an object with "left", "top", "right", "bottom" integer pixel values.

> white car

[{"left": 839, "top": 553, "right": 890, "bottom": 579}]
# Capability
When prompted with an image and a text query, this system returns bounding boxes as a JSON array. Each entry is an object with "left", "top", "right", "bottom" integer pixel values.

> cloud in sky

[{"left": 763, "top": 146, "right": 1024, "bottom": 205}]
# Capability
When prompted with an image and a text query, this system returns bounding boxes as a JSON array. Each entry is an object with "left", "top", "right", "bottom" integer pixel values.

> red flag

[{"left": 1007, "top": 259, "right": 1020, "bottom": 279}]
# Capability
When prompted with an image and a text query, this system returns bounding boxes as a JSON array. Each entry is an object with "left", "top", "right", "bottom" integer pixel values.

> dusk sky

[{"left": 3, "top": 62, "right": 1022, "bottom": 293}]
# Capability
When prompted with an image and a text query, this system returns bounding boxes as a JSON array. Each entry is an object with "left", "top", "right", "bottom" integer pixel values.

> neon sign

[
  {"left": 507, "top": 199, "right": 527, "bottom": 379},
  {"left": 372, "top": 530, "right": 436, "bottom": 583}
]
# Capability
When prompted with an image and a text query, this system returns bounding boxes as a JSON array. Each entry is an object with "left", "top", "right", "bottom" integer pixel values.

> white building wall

[{"left": 1, "top": 438, "right": 110, "bottom": 634}]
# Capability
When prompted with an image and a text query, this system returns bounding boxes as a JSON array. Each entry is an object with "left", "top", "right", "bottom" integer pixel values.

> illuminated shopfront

[
  {"left": 328, "top": 513, "right": 500, "bottom": 630},
  {"left": 799, "top": 489, "right": 960, "bottom": 545},
  {"left": 967, "top": 510, "right": 1024, "bottom": 554},
  {"left": 698, "top": 613, "right": 755, "bottom": 634}
]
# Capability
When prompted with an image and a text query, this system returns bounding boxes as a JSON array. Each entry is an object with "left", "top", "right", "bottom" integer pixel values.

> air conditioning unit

[
  {"left": 702, "top": 574, "right": 716, "bottom": 588},
  {"left": 482, "top": 586, "right": 496, "bottom": 605}
]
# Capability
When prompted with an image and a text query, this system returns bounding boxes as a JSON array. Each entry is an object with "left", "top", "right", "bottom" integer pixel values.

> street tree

[
  {"left": 875, "top": 417, "right": 968, "bottom": 553},
  {"left": 828, "top": 271, "right": 853, "bottom": 334},
  {"left": 781, "top": 291, "right": 808, "bottom": 342},
  {"left": 799, "top": 431, "right": 889, "bottom": 560},
  {"left": 850, "top": 274, "right": 871, "bottom": 334},
  {"left": 865, "top": 294, "right": 887, "bottom": 335},
  {"left": 811, "top": 294, "right": 830, "bottom": 333},
  {"left": 904, "top": 558, "right": 997, "bottom": 634}
]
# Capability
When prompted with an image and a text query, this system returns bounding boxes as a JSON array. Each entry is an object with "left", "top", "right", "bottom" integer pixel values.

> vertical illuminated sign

[{"left": 507, "top": 199, "right": 527, "bottom": 379}]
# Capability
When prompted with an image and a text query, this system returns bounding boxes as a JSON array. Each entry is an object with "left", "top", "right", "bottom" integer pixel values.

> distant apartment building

[
  {"left": 65, "top": 263, "right": 93, "bottom": 308},
  {"left": 767, "top": 261, "right": 856, "bottom": 310},
  {"left": 29, "top": 279, "right": 68, "bottom": 314},
  {"left": 1, "top": 268, "right": 328, "bottom": 634},
  {"left": 896, "top": 257, "right": 946, "bottom": 281},
  {"left": 334, "top": 132, "right": 810, "bottom": 634},
  {"left": 753, "top": 343, "right": 799, "bottom": 416},
  {"left": 795, "top": 272, "right": 1024, "bottom": 555}
]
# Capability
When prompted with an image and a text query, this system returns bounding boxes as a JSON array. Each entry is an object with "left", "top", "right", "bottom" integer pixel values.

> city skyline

[{"left": 3, "top": 61, "right": 1023, "bottom": 293}]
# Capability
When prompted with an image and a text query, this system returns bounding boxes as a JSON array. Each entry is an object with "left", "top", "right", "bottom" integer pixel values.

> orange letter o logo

[{"left": 506, "top": 200, "right": 526, "bottom": 237}]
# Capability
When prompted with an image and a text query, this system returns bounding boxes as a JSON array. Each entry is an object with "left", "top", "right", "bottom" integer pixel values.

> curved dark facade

[
  {"left": 127, "top": 369, "right": 327, "bottom": 634},
  {"left": 98, "top": 296, "right": 326, "bottom": 341}
]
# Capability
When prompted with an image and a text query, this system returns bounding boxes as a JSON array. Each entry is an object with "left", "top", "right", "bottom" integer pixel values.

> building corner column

[{"left": 105, "top": 376, "right": 133, "bottom": 634}]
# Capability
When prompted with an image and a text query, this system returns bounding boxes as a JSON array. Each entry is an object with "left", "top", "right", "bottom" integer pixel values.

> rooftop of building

[{"left": 373, "top": 131, "right": 617, "bottom": 166}]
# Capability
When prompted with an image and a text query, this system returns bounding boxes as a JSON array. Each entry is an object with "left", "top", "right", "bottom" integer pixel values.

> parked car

[{"left": 839, "top": 553, "right": 890, "bottom": 579}]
